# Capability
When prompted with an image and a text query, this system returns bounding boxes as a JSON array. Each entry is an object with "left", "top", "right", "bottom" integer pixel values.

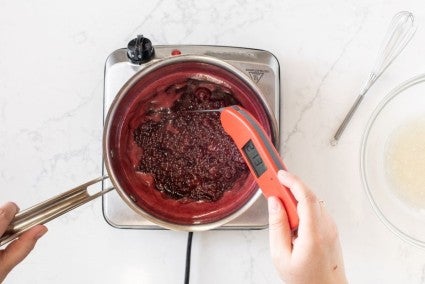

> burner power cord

[{"left": 184, "top": 232, "right": 193, "bottom": 284}]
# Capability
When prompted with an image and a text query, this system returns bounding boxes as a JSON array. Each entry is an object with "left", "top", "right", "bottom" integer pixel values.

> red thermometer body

[{"left": 220, "top": 105, "right": 299, "bottom": 230}]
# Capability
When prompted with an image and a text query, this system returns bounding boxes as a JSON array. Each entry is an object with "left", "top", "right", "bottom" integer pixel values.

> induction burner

[{"left": 101, "top": 36, "right": 281, "bottom": 230}]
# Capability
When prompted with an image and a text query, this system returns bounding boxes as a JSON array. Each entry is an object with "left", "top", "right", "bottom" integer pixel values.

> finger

[
  {"left": 0, "top": 202, "right": 19, "bottom": 234},
  {"left": 0, "top": 225, "right": 47, "bottom": 274},
  {"left": 277, "top": 170, "right": 318, "bottom": 204},
  {"left": 268, "top": 196, "right": 292, "bottom": 263},
  {"left": 277, "top": 170, "right": 322, "bottom": 234}
]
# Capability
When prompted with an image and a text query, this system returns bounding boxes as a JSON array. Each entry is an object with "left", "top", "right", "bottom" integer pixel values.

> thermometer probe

[{"left": 219, "top": 105, "right": 299, "bottom": 230}]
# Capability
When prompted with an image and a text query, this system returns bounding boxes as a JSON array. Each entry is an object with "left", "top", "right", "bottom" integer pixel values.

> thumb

[
  {"left": 268, "top": 196, "right": 292, "bottom": 263},
  {"left": 0, "top": 225, "right": 47, "bottom": 277}
]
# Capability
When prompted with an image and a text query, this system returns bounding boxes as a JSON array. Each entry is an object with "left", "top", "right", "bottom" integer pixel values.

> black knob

[{"left": 127, "top": 35, "right": 155, "bottom": 64}]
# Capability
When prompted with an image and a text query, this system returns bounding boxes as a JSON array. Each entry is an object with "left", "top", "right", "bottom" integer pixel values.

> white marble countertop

[{"left": 1, "top": 1, "right": 425, "bottom": 283}]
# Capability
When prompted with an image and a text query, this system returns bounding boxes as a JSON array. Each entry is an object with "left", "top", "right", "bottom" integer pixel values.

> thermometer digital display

[{"left": 242, "top": 140, "right": 267, "bottom": 177}]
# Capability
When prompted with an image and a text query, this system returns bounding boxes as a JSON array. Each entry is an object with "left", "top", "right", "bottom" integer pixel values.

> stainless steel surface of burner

[{"left": 102, "top": 44, "right": 281, "bottom": 230}]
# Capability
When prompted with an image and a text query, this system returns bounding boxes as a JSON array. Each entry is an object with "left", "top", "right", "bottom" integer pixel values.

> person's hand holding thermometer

[
  {"left": 218, "top": 106, "right": 348, "bottom": 284},
  {"left": 218, "top": 105, "right": 299, "bottom": 231}
]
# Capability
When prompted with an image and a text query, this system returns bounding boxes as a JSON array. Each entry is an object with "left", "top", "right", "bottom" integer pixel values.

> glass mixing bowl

[{"left": 361, "top": 74, "right": 425, "bottom": 248}]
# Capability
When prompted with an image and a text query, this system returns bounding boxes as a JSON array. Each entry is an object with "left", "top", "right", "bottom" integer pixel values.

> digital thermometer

[{"left": 219, "top": 105, "right": 299, "bottom": 230}]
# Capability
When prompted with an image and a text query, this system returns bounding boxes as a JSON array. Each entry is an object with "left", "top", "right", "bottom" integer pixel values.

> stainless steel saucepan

[{"left": 0, "top": 55, "right": 278, "bottom": 246}]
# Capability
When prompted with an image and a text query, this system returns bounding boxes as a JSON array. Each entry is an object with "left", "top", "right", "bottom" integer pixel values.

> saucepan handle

[{"left": 0, "top": 176, "right": 114, "bottom": 247}]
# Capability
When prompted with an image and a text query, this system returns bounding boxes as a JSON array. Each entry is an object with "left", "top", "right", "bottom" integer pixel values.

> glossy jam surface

[{"left": 133, "top": 79, "right": 248, "bottom": 202}]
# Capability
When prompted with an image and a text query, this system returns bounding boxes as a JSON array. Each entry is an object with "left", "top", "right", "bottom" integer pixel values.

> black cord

[{"left": 184, "top": 232, "right": 194, "bottom": 284}]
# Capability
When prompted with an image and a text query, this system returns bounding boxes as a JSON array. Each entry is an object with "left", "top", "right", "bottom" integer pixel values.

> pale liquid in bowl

[{"left": 386, "top": 118, "right": 425, "bottom": 209}]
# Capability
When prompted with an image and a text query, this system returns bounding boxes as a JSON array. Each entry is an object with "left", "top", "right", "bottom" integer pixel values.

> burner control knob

[{"left": 127, "top": 35, "right": 155, "bottom": 64}]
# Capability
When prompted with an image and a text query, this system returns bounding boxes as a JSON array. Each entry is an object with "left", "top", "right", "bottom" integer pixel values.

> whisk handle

[{"left": 331, "top": 95, "right": 364, "bottom": 145}]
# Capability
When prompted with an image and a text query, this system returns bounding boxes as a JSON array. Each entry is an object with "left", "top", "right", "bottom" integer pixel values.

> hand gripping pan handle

[{"left": 0, "top": 177, "right": 113, "bottom": 247}]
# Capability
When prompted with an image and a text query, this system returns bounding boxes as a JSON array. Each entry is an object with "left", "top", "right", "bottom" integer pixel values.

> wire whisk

[{"left": 331, "top": 11, "right": 416, "bottom": 146}]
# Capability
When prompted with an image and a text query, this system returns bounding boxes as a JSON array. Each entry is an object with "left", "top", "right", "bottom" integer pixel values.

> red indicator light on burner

[{"left": 171, "top": 49, "right": 182, "bottom": 56}]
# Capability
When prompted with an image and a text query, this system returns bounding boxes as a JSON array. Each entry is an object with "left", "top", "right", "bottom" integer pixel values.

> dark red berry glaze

[{"left": 133, "top": 79, "right": 248, "bottom": 202}]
